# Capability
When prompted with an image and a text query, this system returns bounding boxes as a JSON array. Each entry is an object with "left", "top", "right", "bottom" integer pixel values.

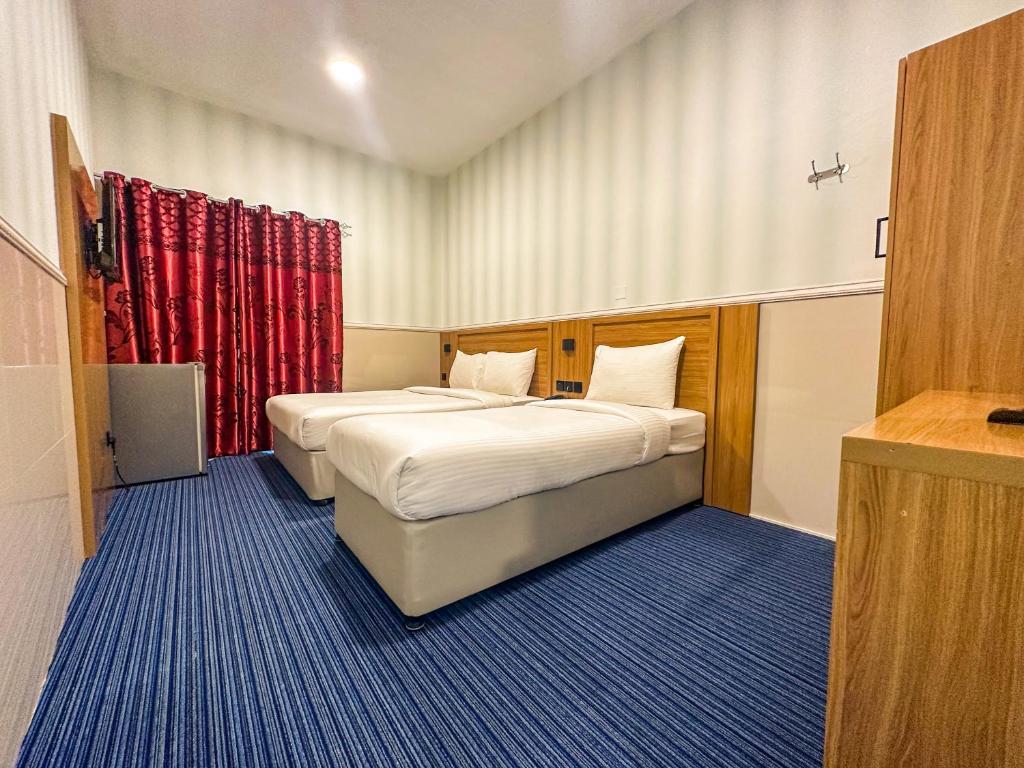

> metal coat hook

[{"left": 808, "top": 152, "right": 850, "bottom": 189}]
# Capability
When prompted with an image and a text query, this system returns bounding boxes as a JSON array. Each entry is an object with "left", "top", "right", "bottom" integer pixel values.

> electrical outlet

[{"left": 614, "top": 285, "right": 627, "bottom": 301}]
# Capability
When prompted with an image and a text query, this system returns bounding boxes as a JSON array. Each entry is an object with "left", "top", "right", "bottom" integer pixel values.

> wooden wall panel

[
  {"left": 877, "top": 9, "right": 1024, "bottom": 413},
  {"left": 438, "top": 332, "right": 453, "bottom": 386},
  {"left": 551, "top": 319, "right": 591, "bottom": 399},
  {"left": 52, "top": 113, "right": 112, "bottom": 558},
  {"left": 875, "top": 57, "right": 907, "bottom": 416},
  {"left": 707, "top": 304, "right": 759, "bottom": 515}
]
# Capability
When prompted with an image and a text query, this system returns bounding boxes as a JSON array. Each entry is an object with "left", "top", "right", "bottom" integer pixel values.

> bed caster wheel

[{"left": 403, "top": 618, "right": 425, "bottom": 632}]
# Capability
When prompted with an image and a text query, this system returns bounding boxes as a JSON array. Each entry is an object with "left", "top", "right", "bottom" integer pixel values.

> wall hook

[{"left": 808, "top": 152, "right": 850, "bottom": 189}]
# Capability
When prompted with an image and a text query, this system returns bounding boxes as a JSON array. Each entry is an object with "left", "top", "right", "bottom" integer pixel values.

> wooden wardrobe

[
  {"left": 876, "top": 9, "right": 1024, "bottom": 414},
  {"left": 827, "top": 10, "right": 1024, "bottom": 768}
]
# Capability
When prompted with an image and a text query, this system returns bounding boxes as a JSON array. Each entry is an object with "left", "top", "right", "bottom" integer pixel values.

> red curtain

[
  {"left": 103, "top": 173, "right": 343, "bottom": 457},
  {"left": 234, "top": 205, "right": 344, "bottom": 452}
]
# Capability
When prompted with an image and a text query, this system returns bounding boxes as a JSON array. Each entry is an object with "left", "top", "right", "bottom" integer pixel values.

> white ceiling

[{"left": 76, "top": 0, "right": 692, "bottom": 175}]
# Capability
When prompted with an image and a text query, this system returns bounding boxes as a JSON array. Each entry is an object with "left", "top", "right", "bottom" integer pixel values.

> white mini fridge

[{"left": 108, "top": 363, "right": 208, "bottom": 485}]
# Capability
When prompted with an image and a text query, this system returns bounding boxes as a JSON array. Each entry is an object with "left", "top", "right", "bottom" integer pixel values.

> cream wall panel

[
  {"left": 0, "top": 0, "right": 92, "bottom": 264},
  {"left": 342, "top": 328, "right": 440, "bottom": 392},
  {"left": 90, "top": 70, "right": 444, "bottom": 328},
  {"left": 443, "top": 0, "right": 1021, "bottom": 325},
  {"left": 0, "top": 232, "right": 82, "bottom": 766},
  {"left": 751, "top": 293, "right": 884, "bottom": 538}
]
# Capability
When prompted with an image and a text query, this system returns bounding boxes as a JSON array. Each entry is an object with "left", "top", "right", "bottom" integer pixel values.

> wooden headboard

[
  {"left": 440, "top": 305, "right": 758, "bottom": 515},
  {"left": 442, "top": 322, "right": 554, "bottom": 398},
  {"left": 587, "top": 307, "right": 720, "bottom": 413},
  {"left": 551, "top": 304, "right": 758, "bottom": 514}
]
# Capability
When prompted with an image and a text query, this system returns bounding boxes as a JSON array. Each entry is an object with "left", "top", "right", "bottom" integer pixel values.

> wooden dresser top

[{"left": 842, "top": 390, "right": 1024, "bottom": 487}]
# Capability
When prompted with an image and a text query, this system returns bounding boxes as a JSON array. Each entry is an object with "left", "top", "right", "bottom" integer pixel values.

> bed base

[
  {"left": 272, "top": 427, "right": 336, "bottom": 500},
  {"left": 333, "top": 450, "right": 704, "bottom": 621}
]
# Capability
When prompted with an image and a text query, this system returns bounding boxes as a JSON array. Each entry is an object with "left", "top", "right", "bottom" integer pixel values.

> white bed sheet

[
  {"left": 645, "top": 406, "right": 707, "bottom": 455},
  {"left": 266, "top": 387, "right": 534, "bottom": 451},
  {"left": 326, "top": 399, "right": 705, "bottom": 521}
]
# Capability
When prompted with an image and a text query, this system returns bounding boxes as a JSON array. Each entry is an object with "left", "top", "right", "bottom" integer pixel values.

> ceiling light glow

[{"left": 327, "top": 58, "right": 365, "bottom": 89}]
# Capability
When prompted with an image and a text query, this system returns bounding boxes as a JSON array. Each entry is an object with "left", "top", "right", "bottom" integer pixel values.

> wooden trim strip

[
  {"left": 708, "top": 303, "right": 759, "bottom": 514},
  {"left": 875, "top": 56, "right": 907, "bottom": 416}
]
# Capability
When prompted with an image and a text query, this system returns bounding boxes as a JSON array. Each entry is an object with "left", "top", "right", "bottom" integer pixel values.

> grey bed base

[
  {"left": 333, "top": 450, "right": 704, "bottom": 621},
  {"left": 272, "top": 427, "right": 336, "bottom": 501}
]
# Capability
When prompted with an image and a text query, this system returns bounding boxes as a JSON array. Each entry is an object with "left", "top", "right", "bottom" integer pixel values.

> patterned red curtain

[
  {"left": 234, "top": 205, "right": 344, "bottom": 453},
  {"left": 102, "top": 172, "right": 343, "bottom": 457}
]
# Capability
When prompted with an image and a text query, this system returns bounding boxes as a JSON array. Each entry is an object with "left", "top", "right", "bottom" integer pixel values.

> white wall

[
  {"left": 751, "top": 293, "right": 884, "bottom": 538},
  {"left": 90, "top": 70, "right": 446, "bottom": 329},
  {"left": 0, "top": 0, "right": 92, "bottom": 263},
  {"left": 442, "top": 0, "right": 1020, "bottom": 327}
]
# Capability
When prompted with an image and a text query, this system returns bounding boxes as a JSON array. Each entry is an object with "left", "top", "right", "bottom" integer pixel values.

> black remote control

[{"left": 987, "top": 408, "right": 1024, "bottom": 425}]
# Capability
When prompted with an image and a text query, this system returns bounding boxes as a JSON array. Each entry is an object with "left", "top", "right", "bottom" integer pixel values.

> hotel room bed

[
  {"left": 327, "top": 399, "right": 705, "bottom": 619},
  {"left": 266, "top": 387, "right": 535, "bottom": 500}
]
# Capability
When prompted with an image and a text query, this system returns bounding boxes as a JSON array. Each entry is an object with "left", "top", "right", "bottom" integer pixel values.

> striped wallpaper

[
  {"left": 441, "top": 0, "right": 1020, "bottom": 328},
  {"left": 90, "top": 70, "right": 447, "bottom": 329},
  {"left": 0, "top": 0, "right": 92, "bottom": 264}
]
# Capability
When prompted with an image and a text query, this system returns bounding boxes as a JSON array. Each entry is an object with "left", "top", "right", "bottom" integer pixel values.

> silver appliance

[{"left": 108, "top": 363, "right": 207, "bottom": 485}]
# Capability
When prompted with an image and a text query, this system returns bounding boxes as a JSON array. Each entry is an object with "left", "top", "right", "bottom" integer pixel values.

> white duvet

[
  {"left": 326, "top": 399, "right": 706, "bottom": 521},
  {"left": 266, "top": 387, "right": 532, "bottom": 451}
]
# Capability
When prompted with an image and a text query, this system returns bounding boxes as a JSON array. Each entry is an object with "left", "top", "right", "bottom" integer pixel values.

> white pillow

[
  {"left": 585, "top": 336, "right": 685, "bottom": 409},
  {"left": 448, "top": 350, "right": 485, "bottom": 389},
  {"left": 478, "top": 349, "right": 537, "bottom": 397}
]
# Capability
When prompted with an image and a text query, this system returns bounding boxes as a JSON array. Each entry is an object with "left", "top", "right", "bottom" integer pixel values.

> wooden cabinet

[
  {"left": 825, "top": 391, "right": 1024, "bottom": 768},
  {"left": 877, "top": 9, "right": 1024, "bottom": 414}
]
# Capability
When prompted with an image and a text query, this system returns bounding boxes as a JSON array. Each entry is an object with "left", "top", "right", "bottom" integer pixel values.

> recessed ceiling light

[{"left": 327, "top": 58, "right": 365, "bottom": 90}]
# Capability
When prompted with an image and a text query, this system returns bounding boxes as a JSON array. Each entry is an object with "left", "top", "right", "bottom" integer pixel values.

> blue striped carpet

[{"left": 19, "top": 454, "right": 834, "bottom": 768}]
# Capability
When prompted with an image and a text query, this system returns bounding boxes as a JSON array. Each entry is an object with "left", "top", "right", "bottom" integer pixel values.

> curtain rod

[{"left": 95, "top": 174, "right": 352, "bottom": 236}]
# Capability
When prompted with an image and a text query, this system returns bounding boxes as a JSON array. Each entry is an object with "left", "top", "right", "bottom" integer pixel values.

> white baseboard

[
  {"left": 344, "top": 323, "right": 442, "bottom": 332},
  {"left": 749, "top": 513, "right": 836, "bottom": 542}
]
